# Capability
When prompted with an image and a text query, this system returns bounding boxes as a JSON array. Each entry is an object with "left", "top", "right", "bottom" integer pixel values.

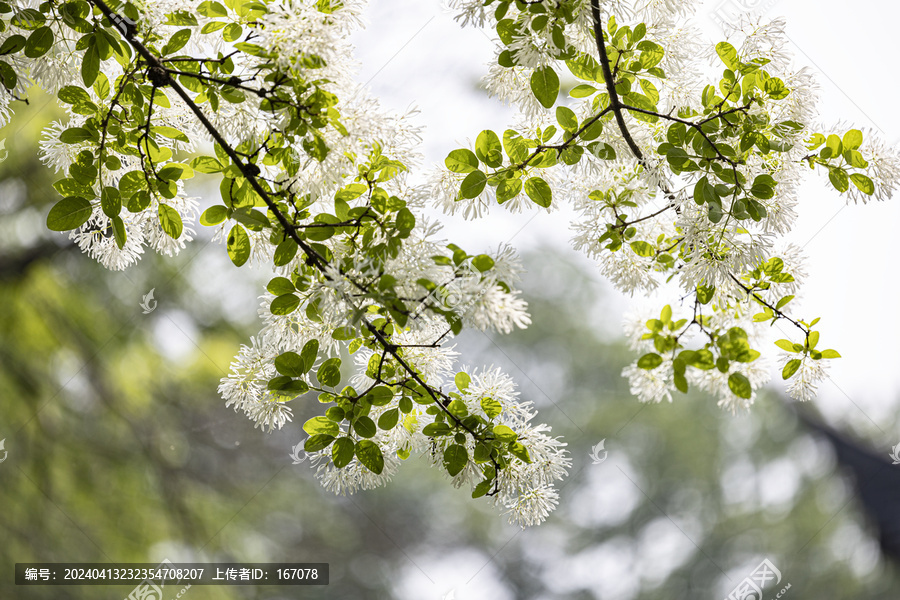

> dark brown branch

[{"left": 590, "top": 0, "right": 644, "bottom": 163}]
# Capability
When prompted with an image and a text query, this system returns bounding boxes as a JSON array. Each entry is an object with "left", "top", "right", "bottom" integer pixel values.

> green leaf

[
  {"left": 190, "top": 155, "right": 225, "bottom": 173},
  {"left": 304, "top": 434, "right": 335, "bottom": 452},
  {"left": 226, "top": 224, "right": 250, "bottom": 266},
  {"left": 472, "top": 254, "right": 494, "bottom": 272},
  {"left": 443, "top": 444, "right": 468, "bottom": 476},
  {"left": 126, "top": 191, "right": 151, "bottom": 213},
  {"left": 152, "top": 125, "right": 190, "bottom": 143},
  {"left": 300, "top": 339, "right": 319, "bottom": 374},
  {"left": 335, "top": 183, "right": 367, "bottom": 203},
  {"left": 807, "top": 330, "right": 820, "bottom": 349},
  {"left": 774, "top": 339, "right": 796, "bottom": 352},
  {"left": 47, "top": 196, "right": 92, "bottom": 231},
  {"left": 565, "top": 54, "right": 599, "bottom": 81},
  {"left": 475, "top": 130, "right": 503, "bottom": 168},
  {"left": 637, "top": 353, "right": 663, "bottom": 369},
  {"left": 24, "top": 26, "right": 54, "bottom": 58},
  {"left": 715, "top": 41, "right": 740, "bottom": 70},
  {"left": 524, "top": 176, "right": 552, "bottom": 208},
  {"left": 578, "top": 117, "right": 604, "bottom": 141},
  {"left": 492, "top": 424, "right": 518, "bottom": 443},
  {"left": 508, "top": 441, "right": 531, "bottom": 463},
  {"left": 365, "top": 386, "right": 393, "bottom": 406},
  {"left": 422, "top": 422, "right": 451, "bottom": 436},
  {"left": 231, "top": 207, "right": 270, "bottom": 230},
  {"left": 707, "top": 199, "right": 723, "bottom": 223},
  {"left": 81, "top": 43, "right": 99, "bottom": 87},
  {"left": 198, "top": 0, "right": 229, "bottom": 17},
  {"left": 58, "top": 86, "right": 92, "bottom": 105},
  {"left": 480, "top": 397, "right": 502, "bottom": 419},
  {"left": 727, "top": 372, "right": 752, "bottom": 399},
  {"left": 158, "top": 204, "right": 183, "bottom": 239},
  {"left": 502, "top": 129, "right": 528, "bottom": 163},
  {"left": 270, "top": 293, "right": 300, "bottom": 315},
  {"left": 0, "top": 60, "right": 17, "bottom": 90},
  {"left": 378, "top": 409, "right": 400, "bottom": 430},
  {"left": 820, "top": 349, "right": 841, "bottom": 359},
  {"left": 303, "top": 416, "right": 339, "bottom": 436},
  {"left": 637, "top": 40, "right": 664, "bottom": 68},
  {"left": 460, "top": 169, "right": 487, "bottom": 199},
  {"left": 60, "top": 127, "right": 93, "bottom": 144},
  {"left": 0, "top": 34, "right": 26, "bottom": 55},
  {"left": 697, "top": 285, "right": 715, "bottom": 305},
  {"left": 674, "top": 369, "right": 688, "bottom": 394},
  {"left": 445, "top": 148, "right": 479, "bottom": 174},
  {"left": 200, "top": 205, "right": 228, "bottom": 226},
  {"left": 100, "top": 186, "right": 121, "bottom": 218},
  {"left": 267, "top": 276, "right": 295, "bottom": 296},
  {"left": 273, "top": 238, "right": 298, "bottom": 267},
  {"left": 455, "top": 372, "right": 471, "bottom": 391},
  {"left": 842, "top": 129, "right": 863, "bottom": 150},
  {"left": 569, "top": 84, "right": 597, "bottom": 98},
  {"left": 776, "top": 295, "right": 794, "bottom": 309},
  {"left": 447, "top": 400, "right": 468, "bottom": 417},
  {"left": 355, "top": 440, "right": 384, "bottom": 474},
  {"left": 530, "top": 66, "right": 559, "bottom": 109},
  {"left": 496, "top": 178, "right": 522, "bottom": 204},
  {"left": 782, "top": 358, "right": 801, "bottom": 379},
  {"left": 353, "top": 415, "right": 377, "bottom": 438},
  {"left": 223, "top": 22, "right": 243, "bottom": 42},
  {"left": 332, "top": 437, "right": 355, "bottom": 468},
  {"left": 107, "top": 215, "right": 125, "bottom": 249},
  {"left": 630, "top": 241, "right": 654, "bottom": 257},
  {"left": 556, "top": 106, "right": 578, "bottom": 132},
  {"left": 693, "top": 176, "right": 718, "bottom": 206},
  {"left": 472, "top": 478, "right": 493, "bottom": 499},
  {"left": 763, "top": 77, "right": 789, "bottom": 100},
  {"left": 317, "top": 357, "right": 342, "bottom": 387},
  {"left": 268, "top": 377, "right": 308, "bottom": 396},
  {"left": 828, "top": 167, "right": 849, "bottom": 192},
  {"left": 119, "top": 171, "right": 147, "bottom": 195},
  {"left": 162, "top": 28, "right": 191, "bottom": 55},
  {"left": 850, "top": 173, "right": 874, "bottom": 195},
  {"left": 275, "top": 351, "right": 306, "bottom": 377}
]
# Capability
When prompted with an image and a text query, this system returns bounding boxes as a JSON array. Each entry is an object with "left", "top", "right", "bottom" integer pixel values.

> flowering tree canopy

[{"left": 3, "top": 0, "right": 897, "bottom": 526}]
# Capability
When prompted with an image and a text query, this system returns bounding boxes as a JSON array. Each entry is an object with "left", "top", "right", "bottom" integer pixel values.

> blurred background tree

[{"left": 2, "top": 88, "right": 900, "bottom": 600}]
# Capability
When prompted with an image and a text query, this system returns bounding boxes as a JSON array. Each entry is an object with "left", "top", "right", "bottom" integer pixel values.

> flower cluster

[{"left": 441, "top": 0, "right": 900, "bottom": 409}]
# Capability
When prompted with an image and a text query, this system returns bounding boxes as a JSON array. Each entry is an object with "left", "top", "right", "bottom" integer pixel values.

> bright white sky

[{"left": 350, "top": 0, "right": 900, "bottom": 437}]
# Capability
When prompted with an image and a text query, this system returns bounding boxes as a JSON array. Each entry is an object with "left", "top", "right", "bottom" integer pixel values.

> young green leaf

[
  {"left": 158, "top": 204, "right": 183, "bottom": 239},
  {"left": 443, "top": 444, "right": 468, "bottom": 476},
  {"left": 530, "top": 66, "right": 559, "bottom": 109},
  {"left": 47, "top": 196, "right": 92, "bottom": 231},
  {"left": 332, "top": 437, "right": 355, "bottom": 468},
  {"left": 355, "top": 440, "right": 384, "bottom": 474},
  {"left": 524, "top": 177, "right": 552, "bottom": 208}
]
